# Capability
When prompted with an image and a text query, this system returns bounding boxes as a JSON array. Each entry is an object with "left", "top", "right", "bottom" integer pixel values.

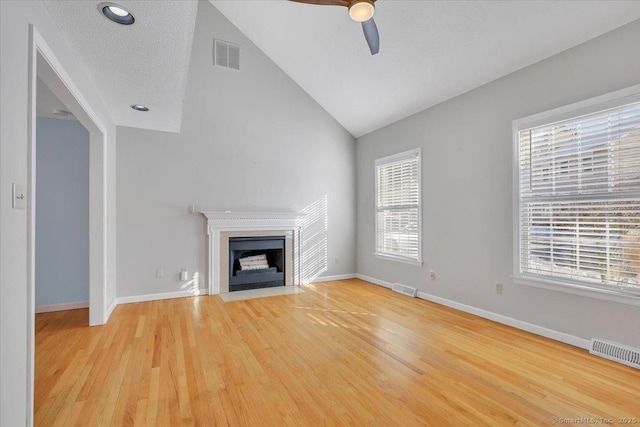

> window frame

[
  {"left": 512, "top": 84, "right": 640, "bottom": 306},
  {"left": 374, "top": 148, "right": 423, "bottom": 266}
]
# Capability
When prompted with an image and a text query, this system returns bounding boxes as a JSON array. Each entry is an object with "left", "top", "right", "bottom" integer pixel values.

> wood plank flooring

[{"left": 35, "top": 279, "right": 640, "bottom": 426}]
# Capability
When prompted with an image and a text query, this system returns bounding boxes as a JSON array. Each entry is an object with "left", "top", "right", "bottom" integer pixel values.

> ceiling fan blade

[
  {"left": 361, "top": 18, "right": 379, "bottom": 55},
  {"left": 288, "top": 0, "right": 350, "bottom": 7}
]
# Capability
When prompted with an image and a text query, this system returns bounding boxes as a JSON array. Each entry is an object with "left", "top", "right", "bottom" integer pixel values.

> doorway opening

[
  {"left": 34, "top": 78, "right": 90, "bottom": 317},
  {"left": 27, "top": 27, "right": 109, "bottom": 424}
]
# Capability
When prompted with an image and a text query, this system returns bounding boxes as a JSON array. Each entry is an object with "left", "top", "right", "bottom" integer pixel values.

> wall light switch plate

[{"left": 12, "top": 183, "right": 26, "bottom": 209}]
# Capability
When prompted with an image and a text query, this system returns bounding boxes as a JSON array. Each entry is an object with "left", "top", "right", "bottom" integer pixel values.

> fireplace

[
  {"left": 229, "top": 236, "right": 285, "bottom": 292},
  {"left": 201, "top": 211, "right": 304, "bottom": 294}
]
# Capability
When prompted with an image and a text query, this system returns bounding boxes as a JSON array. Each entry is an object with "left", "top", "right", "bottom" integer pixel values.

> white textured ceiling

[
  {"left": 43, "top": 0, "right": 198, "bottom": 132},
  {"left": 41, "top": 1, "right": 640, "bottom": 137},
  {"left": 211, "top": 1, "right": 640, "bottom": 137}
]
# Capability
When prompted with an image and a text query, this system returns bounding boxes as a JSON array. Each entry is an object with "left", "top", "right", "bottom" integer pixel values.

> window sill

[
  {"left": 374, "top": 253, "right": 423, "bottom": 266},
  {"left": 512, "top": 275, "right": 640, "bottom": 307}
]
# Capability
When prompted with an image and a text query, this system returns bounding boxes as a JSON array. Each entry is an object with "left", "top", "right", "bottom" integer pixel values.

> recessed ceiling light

[
  {"left": 131, "top": 105, "right": 149, "bottom": 112},
  {"left": 99, "top": 3, "right": 135, "bottom": 25},
  {"left": 108, "top": 6, "right": 129, "bottom": 17}
]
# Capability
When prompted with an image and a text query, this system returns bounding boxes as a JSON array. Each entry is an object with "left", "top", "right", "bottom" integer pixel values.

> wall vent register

[
  {"left": 391, "top": 283, "right": 417, "bottom": 298},
  {"left": 214, "top": 39, "right": 240, "bottom": 71},
  {"left": 590, "top": 338, "right": 640, "bottom": 369}
]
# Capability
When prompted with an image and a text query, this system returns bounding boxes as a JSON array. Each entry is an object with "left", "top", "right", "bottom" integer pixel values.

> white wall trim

[
  {"left": 356, "top": 274, "right": 591, "bottom": 350},
  {"left": 106, "top": 299, "right": 117, "bottom": 319},
  {"left": 27, "top": 26, "right": 38, "bottom": 427},
  {"left": 414, "top": 291, "right": 591, "bottom": 350},
  {"left": 116, "top": 289, "right": 208, "bottom": 305},
  {"left": 35, "top": 301, "right": 89, "bottom": 314},
  {"left": 117, "top": 277, "right": 357, "bottom": 305},
  {"left": 309, "top": 274, "right": 356, "bottom": 283},
  {"left": 31, "top": 27, "right": 110, "bottom": 327},
  {"left": 201, "top": 211, "right": 304, "bottom": 294},
  {"left": 355, "top": 274, "right": 392, "bottom": 288}
]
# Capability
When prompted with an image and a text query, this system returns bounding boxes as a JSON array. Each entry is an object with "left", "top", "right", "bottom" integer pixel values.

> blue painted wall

[{"left": 36, "top": 117, "right": 89, "bottom": 306}]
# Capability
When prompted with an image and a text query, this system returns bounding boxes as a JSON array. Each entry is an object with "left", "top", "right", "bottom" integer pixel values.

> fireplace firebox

[{"left": 229, "top": 236, "right": 285, "bottom": 292}]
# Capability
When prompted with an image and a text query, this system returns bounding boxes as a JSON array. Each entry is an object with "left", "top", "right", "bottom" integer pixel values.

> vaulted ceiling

[{"left": 42, "top": 0, "right": 640, "bottom": 137}]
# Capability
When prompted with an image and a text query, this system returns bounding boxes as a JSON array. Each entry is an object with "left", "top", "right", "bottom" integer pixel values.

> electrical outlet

[
  {"left": 334, "top": 257, "right": 339, "bottom": 265},
  {"left": 156, "top": 268, "right": 163, "bottom": 278},
  {"left": 429, "top": 270, "right": 436, "bottom": 281},
  {"left": 495, "top": 283, "right": 503, "bottom": 294},
  {"left": 188, "top": 205, "right": 196, "bottom": 214}
]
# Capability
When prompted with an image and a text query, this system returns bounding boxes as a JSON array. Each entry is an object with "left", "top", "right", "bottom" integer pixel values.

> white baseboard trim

[
  {"left": 105, "top": 299, "right": 117, "bottom": 321},
  {"left": 356, "top": 274, "right": 392, "bottom": 289},
  {"left": 117, "top": 289, "right": 208, "bottom": 305},
  {"left": 309, "top": 274, "right": 357, "bottom": 284},
  {"left": 35, "top": 301, "right": 89, "bottom": 313},
  {"left": 355, "top": 274, "right": 590, "bottom": 350}
]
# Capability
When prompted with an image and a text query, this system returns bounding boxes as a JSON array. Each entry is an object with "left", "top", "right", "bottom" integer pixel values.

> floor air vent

[
  {"left": 589, "top": 338, "right": 640, "bottom": 369},
  {"left": 392, "top": 283, "right": 417, "bottom": 298}
]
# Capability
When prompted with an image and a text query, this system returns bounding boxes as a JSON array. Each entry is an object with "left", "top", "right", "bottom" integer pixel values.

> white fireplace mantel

[{"left": 201, "top": 211, "right": 305, "bottom": 294}]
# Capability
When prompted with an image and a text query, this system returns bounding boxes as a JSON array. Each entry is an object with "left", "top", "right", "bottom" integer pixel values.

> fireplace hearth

[{"left": 229, "top": 236, "right": 285, "bottom": 292}]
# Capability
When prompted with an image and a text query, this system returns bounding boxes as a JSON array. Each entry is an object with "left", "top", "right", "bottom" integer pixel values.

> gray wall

[
  {"left": 116, "top": 1, "right": 356, "bottom": 298},
  {"left": 356, "top": 20, "right": 640, "bottom": 347},
  {"left": 1, "top": 1, "right": 117, "bottom": 423},
  {"left": 36, "top": 117, "right": 89, "bottom": 306}
]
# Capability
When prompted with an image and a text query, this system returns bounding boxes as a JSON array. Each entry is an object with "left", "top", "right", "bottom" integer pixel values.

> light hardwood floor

[{"left": 35, "top": 279, "right": 639, "bottom": 426}]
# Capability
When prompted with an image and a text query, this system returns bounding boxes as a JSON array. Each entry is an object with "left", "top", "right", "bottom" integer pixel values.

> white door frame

[{"left": 27, "top": 25, "right": 109, "bottom": 425}]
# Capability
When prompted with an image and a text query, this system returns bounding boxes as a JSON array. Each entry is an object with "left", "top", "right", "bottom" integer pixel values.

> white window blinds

[
  {"left": 375, "top": 149, "right": 421, "bottom": 263},
  {"left": 518, "top": 100, "right": 640, "bottom": 295}
]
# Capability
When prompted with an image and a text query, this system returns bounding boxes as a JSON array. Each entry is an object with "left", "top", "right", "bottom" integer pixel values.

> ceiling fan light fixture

[{"left": 348, "top": 0, "right": 375, "bottom": 22}]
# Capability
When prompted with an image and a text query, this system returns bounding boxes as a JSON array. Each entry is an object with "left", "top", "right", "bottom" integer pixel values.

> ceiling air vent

[{"left": 214, "top": 39, "right": 240, "bottom": 71}]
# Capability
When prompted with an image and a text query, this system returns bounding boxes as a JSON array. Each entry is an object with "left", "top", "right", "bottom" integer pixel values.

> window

[
  {"left": 514, "top": 87, "right": 640, "bottom": 299},
  {"left": 375, "top": 148, "right": 421, "bottom": 264}
]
